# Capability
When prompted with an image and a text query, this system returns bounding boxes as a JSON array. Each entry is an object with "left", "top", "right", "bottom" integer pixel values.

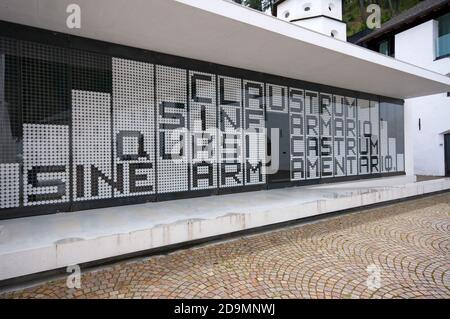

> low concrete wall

[{"left": 0, "top": 176, "right": 449, "bottom": 281}]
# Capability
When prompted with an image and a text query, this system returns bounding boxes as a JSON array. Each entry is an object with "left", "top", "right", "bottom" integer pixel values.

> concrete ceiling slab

[{"left": 0, "top": 0, "right": 449, "bottom": 99}]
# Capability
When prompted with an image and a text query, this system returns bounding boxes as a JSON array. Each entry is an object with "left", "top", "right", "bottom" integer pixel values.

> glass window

[
  {"left": 436, "top": 12, "right": 450, "bottom": 58},
  {"left": 379, "top": 40, "right": 389, "bottom": 56},
  {"left": 377, "top": 37, "right": 394, "bottom": 57}
]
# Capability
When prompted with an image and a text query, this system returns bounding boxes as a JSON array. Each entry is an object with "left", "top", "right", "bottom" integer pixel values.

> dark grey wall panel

[
  {"left": 266, "top": 83, "right": 289, "bottom": 183},
  {"left": 380, "top": 99, "right": 405, "bottom": 173},
  {"left": 21, "top": 41, "right": 71, "bottom": 125}
]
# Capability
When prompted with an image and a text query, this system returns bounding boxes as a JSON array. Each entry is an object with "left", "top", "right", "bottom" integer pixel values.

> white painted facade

[
  {"left": 395, "top": 20, "right": 450, "bottom": 176},
  {"left": 274, "top": 0, "right": 347, "bottom": 40}
]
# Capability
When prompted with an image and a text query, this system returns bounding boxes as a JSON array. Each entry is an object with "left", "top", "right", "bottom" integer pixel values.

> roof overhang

[{"left": 0, "top": 0, "right": 449, "bottom": 99}]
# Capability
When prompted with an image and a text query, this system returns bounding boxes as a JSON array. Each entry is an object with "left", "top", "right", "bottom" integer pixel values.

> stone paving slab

[{"left": 1, "top": 192, "right": 449, "bottom": 299}]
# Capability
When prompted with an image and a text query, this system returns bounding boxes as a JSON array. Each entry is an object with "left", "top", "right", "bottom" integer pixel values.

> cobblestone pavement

[{"left": 2, "top": 193, "right": 450, "bottom": 299}]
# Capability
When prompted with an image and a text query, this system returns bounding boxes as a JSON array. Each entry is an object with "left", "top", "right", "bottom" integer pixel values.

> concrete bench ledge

[{"left": 0, "top": 175, "right": 449, "bottom": 281}]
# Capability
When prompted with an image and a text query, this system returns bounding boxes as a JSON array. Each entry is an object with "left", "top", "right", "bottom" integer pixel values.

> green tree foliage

[
  {"left": 232, "top": 0, "right": 422, "bottom": 36},
  {"left": 233, "top": 0, "right": 274, "bottom": 11},
  {"left": 245, "top": 0, "right": 262, "bottom": 10}
]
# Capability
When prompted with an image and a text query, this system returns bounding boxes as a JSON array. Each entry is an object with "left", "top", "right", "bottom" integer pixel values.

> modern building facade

[
  {"left": 352, "top": 0, "right": 450, "bottom": 177},
  {"left": 0, "top": 0, "right": 449, "bottom": 220}
]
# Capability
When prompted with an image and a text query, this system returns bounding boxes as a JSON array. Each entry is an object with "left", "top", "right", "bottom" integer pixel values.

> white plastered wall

[{"left": 396, "top": 20, "right": 450, "bottom": 176}]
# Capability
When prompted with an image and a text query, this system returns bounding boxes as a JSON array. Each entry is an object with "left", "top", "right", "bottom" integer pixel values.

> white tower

[{"left": 273, "top": 0, "right": 347, "bottom": 41}]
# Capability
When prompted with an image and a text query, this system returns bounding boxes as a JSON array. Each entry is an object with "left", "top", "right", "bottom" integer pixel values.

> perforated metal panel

[
  {"left": 305, "top": 90, "right": 320, "bottom": 180},
  {"left": 112, "top": 58, "right": 156, "bottom": 197},
  {"left": 0, "top": 31, "right": 406, "bottom": 218},
  {"left": 21, "top": 41, "right": 70, "bottom": 126},
  {"left": 0, "top": 163, "right": 19, "bottom": 209},
  {"left": 72, "top": 90, "right": 112, "bottom": 201},
  {"left": 0, "top": 37, "right": 20, "bottom": 209},
  {"left": 243, "top": 80, "right": 266, "bottom": 185},
  {"left": 380, "top": 118, "right": 389, "bottom": 173},
  {"left": 357, "top": 99, "right": 371, "bottom": 175},
  {"left": 333, "top": 95, "right": 346, "bottom": 177},
  {"left": 266, "top": 84, "right": 288, "bottom": 114},
  {"left": 189, "top": 71, "right": 217, "bottom": 190},
  {"left": 23, "top": 124, "right": 69, "bottom": 206},
  {"left": 156, "top": 65, "right": 188, "bottom": 193},
  {"left": 345, "top": 97, "right": 358, "bottom": 176},
  {"left": 370, "top": 101, "right": 380, "bottom": 174},
  {"left": 218, "top": 76, "right": 243, "bottom": 188},
  {"left": 319, "top": 93, "right": 333, "bottom": 178},
  {"left": 289, "top": 88, "right": 305, "bottom": 181}
]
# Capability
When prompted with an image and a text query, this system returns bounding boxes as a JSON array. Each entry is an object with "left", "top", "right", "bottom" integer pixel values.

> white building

[
  {"left": 271, "top": 0, "right": 347, "bottom": 40},
  {"left": 352, "top": 0, "right": 450, "bottom": 177}
]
